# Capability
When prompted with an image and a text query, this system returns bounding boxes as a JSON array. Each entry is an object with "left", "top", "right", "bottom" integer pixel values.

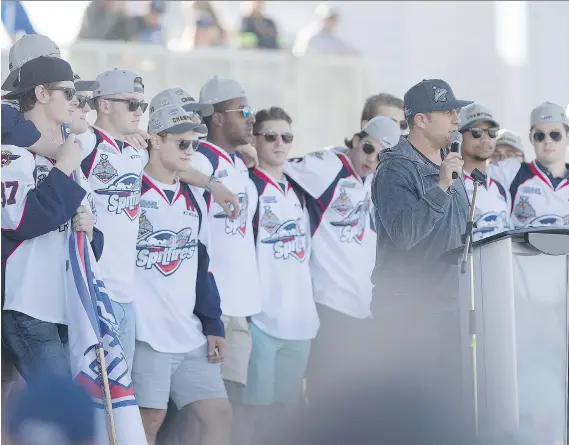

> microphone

[{"left": 449, "top": 131, "right": 462, "bottom": 179}]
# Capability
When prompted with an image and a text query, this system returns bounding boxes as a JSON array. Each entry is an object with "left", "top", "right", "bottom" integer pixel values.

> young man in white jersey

[
  {"left": 238, "top": 107, "right": 319, "bottom": 444},
  {"left": 488, "top": 102, "right": 569, "bottom": 228},
  {"left": 131, "top": 103, "right": 231, "bottom": 445},
  {"left": 1, "top": 56, "right": 101, "bottom": 380},
  {"left": 191, "top": 76, "right": 263, "bottom": 408},
  {"left": 283, "top": 116, "right": 401, "bottom": 404},
  {"left": 458, "top": 103, "right": 511, "bottom": 240}
]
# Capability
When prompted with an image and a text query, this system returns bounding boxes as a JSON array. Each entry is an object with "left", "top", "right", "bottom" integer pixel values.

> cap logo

[
  {"left": 174, "top": 89, "right": 184, "bottom": 96},
  {"left": 404, "top": 107, "right": 412, "bottom": 118},
  {"left": 168, "top": 108, "right": 178, "bottom": 116},
  {"left": 541, "top": 115, "right": 553, "bottom": 121},
  {"left": 181, "top": 97, "right": 194, "bottom": 103},
  {"left": 432, "top": 86, "right": 448, "bottom": 103},
  {"left": 150, "top": 119, "right": 161, "bottom": 131},
  {"left": 468, "top": 111, "right": 492, "bottom": 120},
  {"left": 173, "top": 115, "right": 190, "bottom": 123}
]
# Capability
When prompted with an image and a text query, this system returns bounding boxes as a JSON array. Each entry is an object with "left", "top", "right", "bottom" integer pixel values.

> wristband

[{"left": 205, "top": 175, "right": 222, "bottom": 192}]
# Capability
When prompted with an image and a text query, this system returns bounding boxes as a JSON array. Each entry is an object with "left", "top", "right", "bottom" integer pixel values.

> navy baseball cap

[{"left": 404, "top": 79, "right": 473, "bottom": 119}]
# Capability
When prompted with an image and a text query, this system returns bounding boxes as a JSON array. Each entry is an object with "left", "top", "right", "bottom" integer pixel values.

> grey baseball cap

[
  {"left": 530, "top": 102, "right": 569, "bottom": 128},
  {"left": 149, "top": 87, "right": 214, "bottom": 116},
  {"left": 93, "top": 69, "right": 144, "bottom": 97},
  {"left": 2, "top": 34, "right": 61, "bottom": 91},
  {"left": 403, "top": 79, "right": 473, "bottom": 118},
  {"left": 199, "top": 76, "right": 246, "bottom": 105},
  {"left": 73, "top": 74, "right": 98, "bottom": 92},
  {"left": 496, "top": 129, "right": 524, "bottom": 153},
  {"left": 361, "top": 115, "right": 401, "bottom": 149},
  {"left": 458, "top": 103, "right": 499, "bottom": 131},
  {"left": 148, "top": 104, "right": 208, "bottom": 136}
]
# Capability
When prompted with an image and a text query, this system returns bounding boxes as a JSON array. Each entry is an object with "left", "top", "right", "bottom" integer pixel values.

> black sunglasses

[
  {"left": 48, "top": 87, "right": 76, "bottom": 101},
  {"left": 362, "top": 141, "right": 381, "bottom": 161},
  {"left": 105, "top": 98, "right": 148, "bottom": 113},
  {"left": 390, "top": 118, "right": 408, "bottom": 131},
  {"left": 533, "top": 131, "right": 563, "bottom": 143},
  {"left": 75, "top": 95, "right": 90, "bottom": 109},
  {"left": 254, "top": 130, "right": 294, "bottom": 144},
  {"left": 466, "top": 127, "right": 499, "bottom": 139}
]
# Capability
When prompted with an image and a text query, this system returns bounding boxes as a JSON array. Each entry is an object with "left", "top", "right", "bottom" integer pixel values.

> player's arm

[
  {"left": 284, "top": 150, "right": 343, "bottom": 199},
  {"left": 487, "top": 158, "right": 522, "bottom": 191},
  {"left": 1, "top": 146, "right": 86, "bottom": 241}
]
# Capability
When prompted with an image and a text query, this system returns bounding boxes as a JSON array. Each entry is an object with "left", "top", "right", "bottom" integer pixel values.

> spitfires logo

[
  {"left": 136, "top": 228, "right": 197, "bottom": 276},
  {"left": 261, "top": 218, "right": 306, "bottom": 262},
  {"left": 528, "top": 214, "right": 567, "bottom": 228},
  {"left": 213, "top": 192, "right": 248, "bottom": 237},
  {"left": 330, "top": 193, "right": 371, "bottom": 244},
  {"left": 474, "top": 211, "right": 508, "bottom": 237},
  {"left": 95, "top": 173, "right": 141, "bottom": 220}
]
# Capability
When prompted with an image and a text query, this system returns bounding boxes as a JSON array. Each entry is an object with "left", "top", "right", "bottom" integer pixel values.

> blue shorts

[{"left": 242, "top": 323, "right": 311, "bottom": 406}]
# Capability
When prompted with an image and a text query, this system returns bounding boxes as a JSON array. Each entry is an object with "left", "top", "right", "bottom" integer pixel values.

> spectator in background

[
  {"left": 493, "top": 128, "right": 525, "bottom": 163},
  {"left": 239, "top": 0, "right": 279, "bottom": 50},
  {"left": 1, "top": 1, "right": 35, "bottom": 43},
  {"left": 191, "top": 0, "right": 228, "bottom": 48},
  {"left": 360, "top": 93, "right": 408, "bottom": 135},
  {"left": 292, "top": 3, "right": 356, "bottom": 57},
  {"left": 132, "top": 0, "right": 166, "bottom": 45},
  {"left": 77, "top": 0, "right": 133, "bottom": 42}
]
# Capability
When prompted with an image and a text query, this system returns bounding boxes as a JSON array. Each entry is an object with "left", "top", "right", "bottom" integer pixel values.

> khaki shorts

[{"left": 220, "top": 315, "right": 252, "bottom": 386}]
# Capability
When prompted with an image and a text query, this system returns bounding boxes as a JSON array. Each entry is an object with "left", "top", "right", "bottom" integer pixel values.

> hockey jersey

[
  {"left": 488, "top": 159, "right": 569, "bottom": 228},
  {"left": 78, "top": 126, "right": 146, "bottom": 304},
  {"left": 191, "top": 141, "right": 262, "bottom": 317},
  {"left": 284, "top": 150, "right": 376, "bottom": 319},
  {"left": 463, "top": 171, "right": 511, "bottom": 241},
  {"left": 249, "top": 168, "right": 319, "bottom": 341},
  {"left": 132, "top": 173, "right": 223, "bottom": 353},
  {"left": 1, "top": 145, "right": 101, "bottom": 324}
]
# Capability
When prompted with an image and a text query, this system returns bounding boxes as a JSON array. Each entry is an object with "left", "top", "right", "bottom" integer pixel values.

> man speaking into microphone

[{"left": 371, "top": 79, "right": 473, "bottom": 429}]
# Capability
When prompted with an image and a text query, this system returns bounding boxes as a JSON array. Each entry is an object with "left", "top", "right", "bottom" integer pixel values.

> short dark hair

[
  {"left": 17, "top": 83, "right": 59, "bottom": 112},
  {"left": 202, "top": 99, "right": 235, "bottom": 132},
  {"left": 361, "top": 93, "right": 404, "bottom": 123},
  {"left": 253, "top": 106, "right": 292, "bottom": 134},
  {"left": 344, "top": 130, "right": 368, "bottom": 149}
]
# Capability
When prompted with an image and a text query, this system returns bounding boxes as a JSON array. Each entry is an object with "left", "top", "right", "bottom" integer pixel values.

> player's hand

[
  {"left": 236, "top": 143, "right": 259, "bottom": 169},
  {"left": 54, "top": 133, "right": 84, "bottom": 176},
  {"left": 72, "top": 205, "right": 94, "bottom": 241},
  {"left": 210, "top": 181, "right": 240, "bottom": 220},
  {"left": 207, "top": 335, "right": 225, "bottom": 364},
  {"left": 125, "top": 129, "right": 149, "bottom": 150},
  {"left": 438, "top": 152, "right": 464, "bottom": 191}
]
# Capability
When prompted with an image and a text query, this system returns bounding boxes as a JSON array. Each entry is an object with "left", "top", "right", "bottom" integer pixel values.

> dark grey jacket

[{"left": 371, "top": 137, "right": 469, "bottom": 304}]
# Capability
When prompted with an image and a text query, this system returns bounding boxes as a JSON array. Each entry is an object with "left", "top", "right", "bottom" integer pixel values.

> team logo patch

[
  {"left": 136, "top": 228, "right": 197, "bottom": 276},
  {"left": 331, "top": 188, "right": 354, "bottom": 216},
  {"left": 213, "top": 193, "right": 248, "bottom": 237},
  {"left": 330, "top": 193, "right": 371, "bottom": 244},
  {"left": 260, "top": 206, "right": 281, "bottom": 234},
  {"left": 138, "top": 210, "right": 154, "bottom": 239},
  {"left": 1, "top": 150, "right": 20, "bottom": 167},
  {"left": 432, "top": 86, "right": 448, "bottom": 103},
  {"left": 528, "top": 214, "right": 565, "bottom": 227},
  {"left": 93, "top": 154, "right": 118, "bottom": 184},
  {"left": 95, "top": 173, "right": 141, "bottom": 220},
  {"left": 261, "top": 219, "right": 306, "bottom": 262},
  {"left": 513, "top": 196, "right": 536, "bottom": 223},
  {"left": 474, "top": 211, "right": 508, "bottom": 237}
]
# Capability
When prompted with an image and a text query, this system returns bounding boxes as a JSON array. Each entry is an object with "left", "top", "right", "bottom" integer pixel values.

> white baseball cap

[
  {"left": 199, "top": 76, "right": 246, "bottom": 105},
  {"left": 361, "top": 116, "right": 401, "bottom": 150}
]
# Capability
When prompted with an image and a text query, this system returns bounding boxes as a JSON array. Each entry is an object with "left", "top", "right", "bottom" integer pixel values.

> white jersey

[
  {"left": 133, "top": 173, "right": 223, "bottom": 353},
  {"left": 249, "top": 168, "right": 319, "bottom": 340},
  {"left": 1, "top": 145, "right": 97, "bottom": 323},
  {"left": 191, "top": 141, "right": 262, "bottom": 317},
  {"left": 488, "top": 159, "right": 569, "bottom": 228},
  {"left": 78, "top": 127, "right": 146, "bottom": 303},
  {"left": 463, "top": 171, "right": 511, "bottom": 241},
  {"left": 284, "top": 150, "right": 376, "bottom": 319}
]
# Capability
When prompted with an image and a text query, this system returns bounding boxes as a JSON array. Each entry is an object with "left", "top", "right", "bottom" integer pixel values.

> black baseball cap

[
  {"left": 7, "top": 56, "right": 75, "bottom": 96},
  {"left": 403, "top": 79, "right": 473, "bottom": 119}
]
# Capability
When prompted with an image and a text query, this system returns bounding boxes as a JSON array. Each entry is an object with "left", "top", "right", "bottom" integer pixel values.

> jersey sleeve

[
  {"left": 75, "top": 129, "right": 98, "bottom": 160},
  {"left": 190, "top": 151, "right": 214, "bottom": 178},
  {"left": 138, "top": 146, "right": 149, "bottom": 167},
  {"left": 1, "top": 146, "right": 86, "bottom": 241},
  {"left": 487, "top": 158, "right": 522, "bottom": 190},
  {"left": 284, "top": 150, "right": 343, "bottom": 199}
]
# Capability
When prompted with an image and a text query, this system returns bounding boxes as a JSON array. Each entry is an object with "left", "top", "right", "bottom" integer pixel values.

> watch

[{"left": 205, "top": 175, "right": 222, "bottom": 192}]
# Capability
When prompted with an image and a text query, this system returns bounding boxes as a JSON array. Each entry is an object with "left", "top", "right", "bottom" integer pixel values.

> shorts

[
  {"left": 220, "top": 315, "right": 252, "bottom": 387},
  {"left": 243, "top": 323, "right": 311, "bottom": 406},
  {"left": 132, "top": 341, "right": 227, "bottom": 410}
]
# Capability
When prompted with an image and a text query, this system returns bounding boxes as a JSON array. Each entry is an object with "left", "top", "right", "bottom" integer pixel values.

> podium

[{"left": 447, "top": 227, "right": 569, "bottom": 441}]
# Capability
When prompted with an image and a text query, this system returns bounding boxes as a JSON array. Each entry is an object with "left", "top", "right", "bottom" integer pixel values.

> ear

[
  {"left": 360, "top": 120, "right": 368, "bottom": 129},
  {"left": 414, "top": 113, "right": 428, "bottom": 130},
  {"left": 98, "top": 98, "right": 112, "bottom": 116},
  {"left": 149, "top": 134, "right": 162, "bottom": 150},
  {"left": 528, "top": 130, "right": 533, "bottom": 144},
  {"left": 35, "top": 85, "right": 50, "bottom": 104},
  {"left": 212, "top": 111, "right": 224, "bottom": 128}
]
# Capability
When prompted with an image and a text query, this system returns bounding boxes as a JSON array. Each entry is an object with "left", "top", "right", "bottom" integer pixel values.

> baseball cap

[
  {"left": 73, "top": 73, "right": 98, "bottom": 92},
  {"left": 6, "top": 373, "right": 96, "bottom": 444},
  {"left": 93, "top": 69, "right": 144, "bottom": 97},
  {"left": 2, "top": 34, "right": 61, "bottom": 91},
  {"left": 149, "top": 87, "right": 214, "bottom": 116},
  {"left": 199, "top": 76, "right": 246, "bottom": 106},
  {"left": 403, "top": 79, "right": 473, "bottom": 118},
  {"left": 7, "top": 56, "right": 74, "bottom": 96},
  {"left": 496, "top": 129, "right": 524, "bottom": 153},
  {"left": 148, "top": 104, "right": 208, "bottom": 136},
  {"left": 530, "top": 101, "right": 569, "bottom": 128},
  {"left": 361, "top": 116, "right": 401, "bottom": 149},
  {"left": 458, "top": 103, "right": 499, "bottom": 132}
]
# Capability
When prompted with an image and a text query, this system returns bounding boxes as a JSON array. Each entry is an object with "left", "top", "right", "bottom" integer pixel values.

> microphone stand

[{"left": 460, "top": 167, "right": 487, "bottom": 434}]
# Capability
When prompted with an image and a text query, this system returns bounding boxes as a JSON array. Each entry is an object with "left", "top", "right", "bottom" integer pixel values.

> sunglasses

[
  {"left": 254, "top": 131, "right": 294, "bottom": 144},
  {"left": 74, "top": 95, "right": 90, "bottom": 109},
  {"left": 466, "top": 127, "right": 499, "bottom": 139},
  {"left": 362, "top": 141, "right": 380, "bottom": 161},
  {"left": 533, "top": 131, "right": 563, "bottom": 143},
  {"left": 105, "top": 98, "right": 148, "bottom": 113},
  {"left": 48, "top": 87, "right": 76, "bottom": 101},
  {"left": 178, "top": 139, "right": 200, "bottom": 151},
  {"left": 390, "top": 118, "right": 408, "bottom": 131},
  {"left": 224, "top": 106, "right": 255, "bottom": 119}
]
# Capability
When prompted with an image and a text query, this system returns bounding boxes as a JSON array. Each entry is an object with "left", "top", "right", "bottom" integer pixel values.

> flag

[{"left": 65, "top": 172, "right": 147, "bottom": 445}]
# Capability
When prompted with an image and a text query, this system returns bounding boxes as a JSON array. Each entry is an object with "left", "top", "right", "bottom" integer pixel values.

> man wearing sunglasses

[
  {"left": 131, "top": 104, "right": 232, "bottom": 445},
  {"left": 489, "top": 102, "right": 569, "bottom": 228},
  {"left": 458, "top": 104, "right": 511, "bottom": 240}
]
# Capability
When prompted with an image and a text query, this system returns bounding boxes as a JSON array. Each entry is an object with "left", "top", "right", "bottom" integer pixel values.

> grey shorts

[{"left": 132, "top": 341, "right": 227, "bottom": 410}]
